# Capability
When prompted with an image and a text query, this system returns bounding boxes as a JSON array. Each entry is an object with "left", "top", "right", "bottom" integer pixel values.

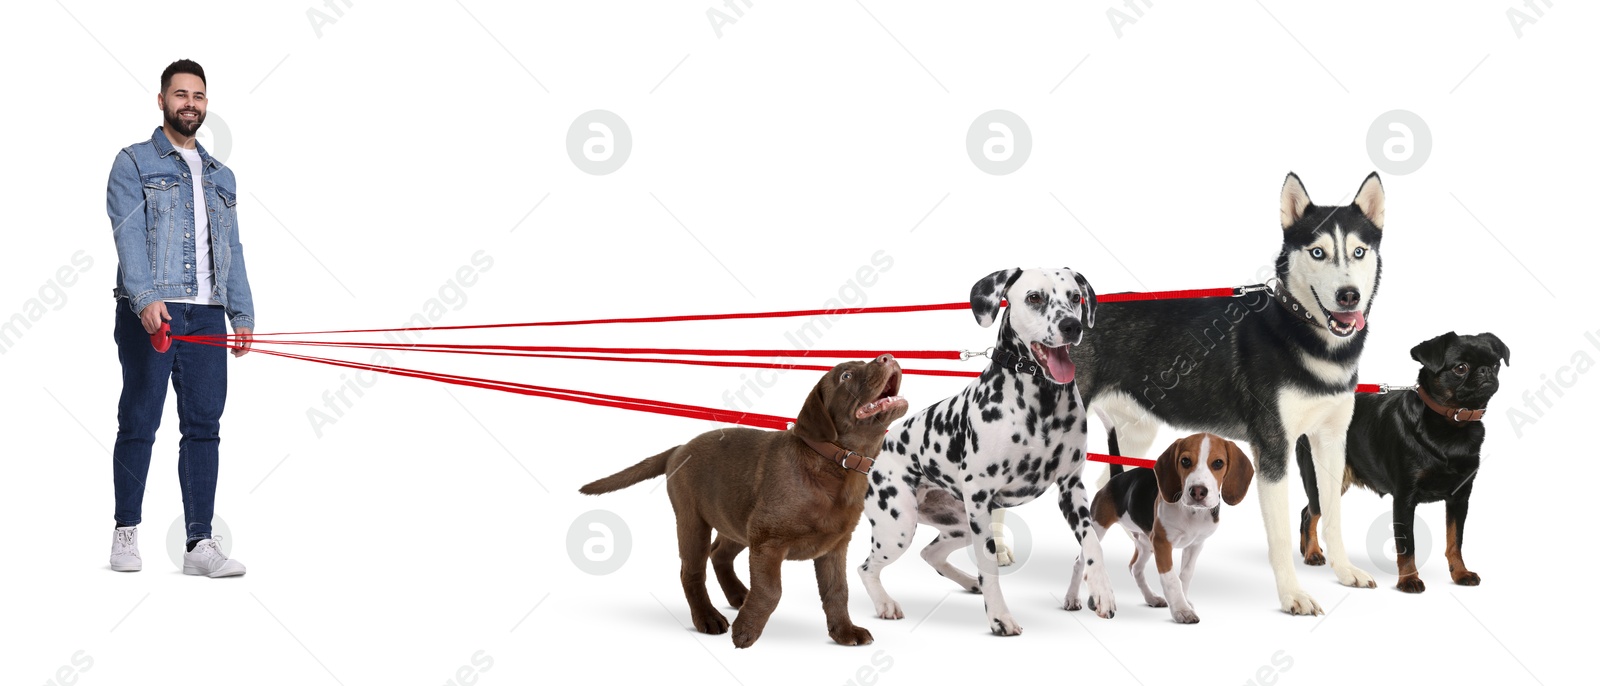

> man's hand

[
  {"left": 139, "top": 302, "right": 170, "bottom": 335},
  {"left": 232, "top": 327, "right": 253, "bottom": 357}
]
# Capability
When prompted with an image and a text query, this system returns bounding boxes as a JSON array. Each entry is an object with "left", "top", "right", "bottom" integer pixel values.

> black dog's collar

[
  {"left": 990, "top": 347, "right": 1046, "bottom": 379},
  {"left": 1269, "top": 284, "right": 1326, "bottom": 329}
]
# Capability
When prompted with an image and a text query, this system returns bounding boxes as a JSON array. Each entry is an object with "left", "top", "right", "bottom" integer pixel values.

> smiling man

[{"left": 104, "top": 59, "right": 255, "bottom": 577}]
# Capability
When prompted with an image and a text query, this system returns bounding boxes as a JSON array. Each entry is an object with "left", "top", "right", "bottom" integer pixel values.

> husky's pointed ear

[
  {"left": 1409, "top": 331, "right": 1459, "bottom": 370},
  {"left": 1073, "top": 270, "right": 1097, "bottom": 328},
  {"left": 1353, "top": 171, "right": 1385, "bottom": 230},
  {"left": 1480, "top": 332, "right": 1511, "bottom": 366},
  {"left": 1280, "top": 172, "right": 1313, "bottom": 230},
  {"left": 970, "top": 268, "right": 1022, "bottom": 328}
]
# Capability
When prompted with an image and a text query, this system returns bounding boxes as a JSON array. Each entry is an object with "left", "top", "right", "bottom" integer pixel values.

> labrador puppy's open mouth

[
  {"left": 1029, "top": 342, "right": 1076, "bottom": 384},
  {"left": 856, "top": 370, "right": 908, "bottom": 419}
]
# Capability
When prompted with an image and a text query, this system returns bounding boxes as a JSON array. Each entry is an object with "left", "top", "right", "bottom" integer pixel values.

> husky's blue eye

[
  {"left": 1309, "top": 248, "right": 1326, "bottom": 260},
  {"left": 1353, "top": 247, "right": 1367, "bottom": 258}
]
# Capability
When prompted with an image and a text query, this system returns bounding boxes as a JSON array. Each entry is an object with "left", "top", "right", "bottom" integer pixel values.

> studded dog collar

[{"left": 1268, "top": 283, "right": 1327, "bottom": 329}]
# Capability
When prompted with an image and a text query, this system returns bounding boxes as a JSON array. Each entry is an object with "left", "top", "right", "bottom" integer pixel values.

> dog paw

[
  {"left": 874, "top": 599, "right": 904, "bottom": 620},
  {"left": 996, "top": 543, "right": 1016, "bottom": 567},
  {"left": 1337, "top": 565, "right": 1377, "bottom": 589},
  {"left": 1063, "top": 596, "right": 1083, "bottom": 611},
  {"left": 1303, "top": 550, "right": 1326, "bottom": 566},
  {"left": 1146, "top": 596, "right": 1168, "bottom": 608},
  {"left": 1279, "top": 588, "right": 1323, "bottom": 616},
  {"left": 1170, "top": 608, "right": 1200, "bottom": 624},
  {"left": 1396, "top": 574, "right": 1426, "bottom": 594},
  {"left": 1453, "top": 570, "right": 1481, "bottom": 586},
  {"left": 1087, "top": 576, "right": 1116, "bottom": 618},
  {"left": 989, "top": 614, "right": 1023, "bottom": 636},
  {"left": 730, "top": 617, "right": 763, "bottom": 648},
  {"left": 1090, "top": 593, "right": 1116, "bottom": 619},
  {"left": 693, "top": 610, "right": 730, "bottom": 635},
  {"left": 830, "top": 624, "right": 875, "bottom": 646}
]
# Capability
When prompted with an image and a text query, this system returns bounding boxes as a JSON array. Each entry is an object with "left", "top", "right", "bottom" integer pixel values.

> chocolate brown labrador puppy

[{"left": 580, "top": 354, "right": 908, "bottom": 648}]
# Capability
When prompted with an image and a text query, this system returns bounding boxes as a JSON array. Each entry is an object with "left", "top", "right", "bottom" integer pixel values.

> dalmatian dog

[{"left": 859, "top": 268, "right": 1117, "bottom": 635}]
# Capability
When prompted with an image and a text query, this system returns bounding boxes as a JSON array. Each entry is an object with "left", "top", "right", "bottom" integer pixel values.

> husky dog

[{"left": 1010, "top": 173, "right": 1386, "bottom": 614}]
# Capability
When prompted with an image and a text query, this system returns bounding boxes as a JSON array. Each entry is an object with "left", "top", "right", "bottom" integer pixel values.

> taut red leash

[{"left": 172, "top": 281, "right": 1388, "bottom": 471}]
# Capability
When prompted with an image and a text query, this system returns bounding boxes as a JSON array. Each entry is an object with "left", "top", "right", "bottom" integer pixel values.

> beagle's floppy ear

[
  {"left": 1480, "top": 332, "right": 1511, "bottom": 366},
  {"left": 970, "top": 268, "right": 1022, "bottom": 328},
  {"left": 1153, "top": 439, "right": 1185, "bottom": 505},
  {"left": 1409, "top": 331, "right": 1459, "bottom": 371},
  {"left": 791, "top": 373, "right": 838, "bottom": 443},
  {"left": 1073, "top": 270, "right": 1097, "bottom": 329},
  {"left": 1220, "top": 439, "right": 1255, "bottom": 506}
]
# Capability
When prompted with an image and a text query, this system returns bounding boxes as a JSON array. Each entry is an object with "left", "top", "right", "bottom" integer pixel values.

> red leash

[{"left": 170, "top": 283, "right": 1379, "bottom": 471}]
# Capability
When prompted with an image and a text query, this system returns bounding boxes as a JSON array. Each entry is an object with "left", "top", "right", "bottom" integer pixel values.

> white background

[{"left": 2, "top": 1, "right": 1593, "bottom": 684}]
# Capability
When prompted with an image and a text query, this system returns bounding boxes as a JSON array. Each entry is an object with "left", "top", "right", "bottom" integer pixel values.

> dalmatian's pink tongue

[
  {"left": 1031, "top": 343, "right": 1076, "bottom": 384},
  {"left": 1330, "top": 310, "right": 1366, "bottom": 331}
]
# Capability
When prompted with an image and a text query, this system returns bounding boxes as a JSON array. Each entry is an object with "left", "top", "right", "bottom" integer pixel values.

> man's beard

[{"left": 164, "top": 104, "right": 205, "bottom": 137}]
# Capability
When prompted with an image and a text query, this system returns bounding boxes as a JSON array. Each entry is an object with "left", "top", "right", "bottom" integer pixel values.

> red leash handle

[{"left": 150, "top": 322, "right": 172, "bottom": 353}]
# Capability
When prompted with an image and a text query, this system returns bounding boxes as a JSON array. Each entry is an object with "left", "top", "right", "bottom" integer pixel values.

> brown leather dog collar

[
  {"left": 1415, "top": 386, "right": 1486, "bottom": 426},
  {"left": 798, "top": 435, "right": 876, "bottom": 475}
]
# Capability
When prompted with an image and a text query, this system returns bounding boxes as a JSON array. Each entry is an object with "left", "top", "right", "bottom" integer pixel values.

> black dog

[{"left": 1297, "top": 331, "right": 1508, "bottom": 593}]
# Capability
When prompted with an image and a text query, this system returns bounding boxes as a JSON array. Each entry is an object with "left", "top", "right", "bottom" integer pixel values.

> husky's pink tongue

[
  {"left": 1331, "top": 310, "right": 1366, "bottom": 331},
  {"left": 1041, "top": 344, "right": 1076, "bottom": 383}
]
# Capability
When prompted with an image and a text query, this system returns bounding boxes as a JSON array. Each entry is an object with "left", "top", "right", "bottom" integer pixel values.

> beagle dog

[{"left": 1066, "top": 433, "right": 1253, "bottom": 623}]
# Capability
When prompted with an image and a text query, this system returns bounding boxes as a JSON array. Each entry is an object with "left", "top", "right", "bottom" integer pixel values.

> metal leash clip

[
  {"left": 960, "top": 347, "right": 994, "bottom": 361},
  {"left": 1233, "top": 283, "right": 1272, "bottom": 296},
  {"left": 1374, "top": 383, "right": 1417, "bottom": 395}
]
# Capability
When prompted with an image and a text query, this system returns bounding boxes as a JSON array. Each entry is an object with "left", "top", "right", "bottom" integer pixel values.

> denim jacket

[{"left": 107, "top": 127, "right": 255, "bottom": 330}]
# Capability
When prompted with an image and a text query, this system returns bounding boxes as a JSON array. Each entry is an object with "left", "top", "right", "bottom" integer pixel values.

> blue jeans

[{"left": 112, "top": 300, "right": 227, "bottom": 543}]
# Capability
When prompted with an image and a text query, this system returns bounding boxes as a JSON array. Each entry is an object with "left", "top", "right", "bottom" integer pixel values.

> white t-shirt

[{"left": 164, "top": 144, "right": 215, "bottom": 306}]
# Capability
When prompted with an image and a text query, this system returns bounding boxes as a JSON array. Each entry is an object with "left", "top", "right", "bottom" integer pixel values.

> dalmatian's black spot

[
  {"left": 970, "top": 520, "right": 981, "bottom": 535},
  {"left": 972, "top": 491, "right": 988, "bottom": 504},
  {"left": 930, "top": 511, "right": 961, "bottom": 526},
  {"left": 985, "top": 539, "right": 997, "bottom": 554},
  {"left": 871, "top": 471, "right": 884, "bottom": 485}
]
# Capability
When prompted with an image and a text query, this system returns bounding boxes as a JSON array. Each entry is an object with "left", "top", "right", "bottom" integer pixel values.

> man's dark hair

[{"left": 160, "top": 59, "right": 206, "bottom": 93}]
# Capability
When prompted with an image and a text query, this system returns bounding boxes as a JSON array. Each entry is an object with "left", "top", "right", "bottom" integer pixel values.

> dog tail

[
  {"left": 1106, "top": 427, "right": 1125, "bottom": 477},
  {"left": 579, "top": 447, "right": 676, "bottom": 495}
]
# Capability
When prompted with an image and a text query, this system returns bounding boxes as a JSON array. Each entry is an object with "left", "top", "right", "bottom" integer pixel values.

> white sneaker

[
  {"left": 110, "top": 526, "right": 141, "bottom": 572},
  {"left": 183, "top": 535, "right": 246, "bottom": 578}
]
